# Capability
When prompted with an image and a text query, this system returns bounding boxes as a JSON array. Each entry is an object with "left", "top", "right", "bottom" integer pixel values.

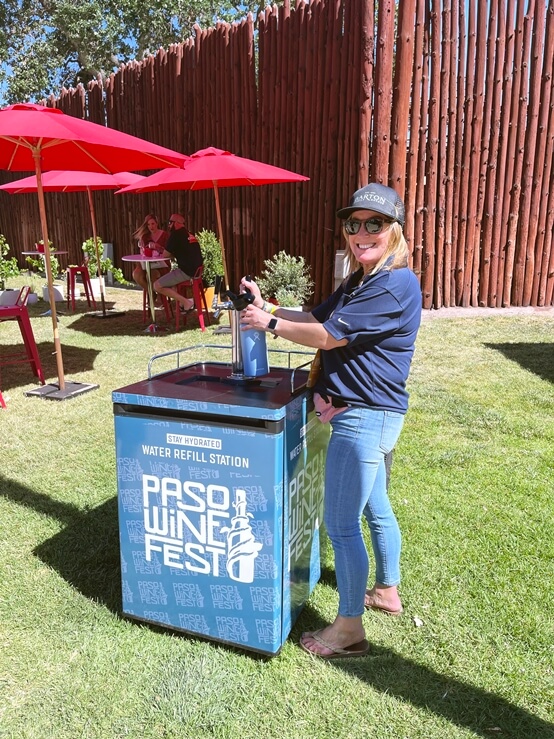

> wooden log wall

[{"left": 0, "top": 0, "right": 553, "bottom": 308}]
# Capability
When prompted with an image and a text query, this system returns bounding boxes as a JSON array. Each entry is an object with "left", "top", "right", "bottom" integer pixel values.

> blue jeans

[{"left": 324, "top": 407, "right": 405, "bottom": 618}]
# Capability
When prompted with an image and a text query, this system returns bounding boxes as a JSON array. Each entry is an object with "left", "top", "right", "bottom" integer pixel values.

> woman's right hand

[{"left": 313, "top": 393, "right": 347, "bottom": 423}]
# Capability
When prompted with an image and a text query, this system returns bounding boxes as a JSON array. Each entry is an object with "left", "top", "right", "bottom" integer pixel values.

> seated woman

[{"left": 131, "top": 214, "right": 169, "bottom": 295}]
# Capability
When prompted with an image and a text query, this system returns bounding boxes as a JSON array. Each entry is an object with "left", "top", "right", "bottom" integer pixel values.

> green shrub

[
  {"left": 82, "top": 237, "right": 129, "bottom": 285},
  {"left": 25, "top": 254, "right": 60, "bottom": 279},
  {"left": 196, "top": 229, "right": 224, "bottom": 287},
  {"left": 0, "top": 234, "right": 21, "bottom": 289},
  {"left": 256, "top": 250, "right": 314, "bottom": 306}
]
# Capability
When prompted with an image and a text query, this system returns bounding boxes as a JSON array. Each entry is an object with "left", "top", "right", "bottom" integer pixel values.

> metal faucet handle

[
  {"left": 211, "top": 278, "right": 254, "bottom": 317},
  {"left": 213, "top": 275, "right": 224, "bottom": 297},
  {"left": 226, "top": 287, "right": 255, "bottom": 311}
]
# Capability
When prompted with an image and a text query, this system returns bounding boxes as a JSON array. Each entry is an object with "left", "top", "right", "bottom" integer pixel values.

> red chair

[
  {"left": 174, "top": 265, "right": 211, "bottom": 332},
  {"left": 66, "top": 260, "right": 96, "bottom": 310},
  {"left": 0, "top": 286, "right": 45, "bottom": 407}
]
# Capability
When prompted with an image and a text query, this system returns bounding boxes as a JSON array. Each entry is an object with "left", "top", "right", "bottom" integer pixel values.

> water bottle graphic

[
  {"left": 240, "top": 329, "right": 269, "bottom": 377},
  {"left": 221, "top": 490, "right": 263, "bottom": 583}
]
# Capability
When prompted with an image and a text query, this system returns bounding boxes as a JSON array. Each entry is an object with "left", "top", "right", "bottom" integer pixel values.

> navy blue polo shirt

[{"left": 311, "top": 267, "right": 422, "bottom": 413}]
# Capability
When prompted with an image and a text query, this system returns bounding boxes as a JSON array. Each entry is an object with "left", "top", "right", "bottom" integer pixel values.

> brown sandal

[{"left": 300, "top": 630, "right": 370, "bottom": 659}]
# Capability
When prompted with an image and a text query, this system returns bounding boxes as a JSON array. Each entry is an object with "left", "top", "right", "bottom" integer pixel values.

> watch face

[{"left": 268, "top": 318, "right": 278, "bottom": 330}]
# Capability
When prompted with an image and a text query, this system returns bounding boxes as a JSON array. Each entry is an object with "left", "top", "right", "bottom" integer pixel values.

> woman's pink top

[{"left": 138, "top": 229, "right": 169, "bottom": 268}]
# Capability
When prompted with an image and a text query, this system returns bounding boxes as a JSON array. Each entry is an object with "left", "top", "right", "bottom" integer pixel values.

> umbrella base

[
  {"left": 25, "top": 381, "right": 99, "bottom": 401},
  {"left": 87, "top": 309, "right": 126, "bottom": 319},
  {"left": 39, "top": 308, "right": 64, "bottom": 319}
]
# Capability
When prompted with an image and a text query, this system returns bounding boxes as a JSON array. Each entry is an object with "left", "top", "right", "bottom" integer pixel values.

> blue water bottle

[
  {"left": 237, "top": 276, "right": 269, "bottom": 378},
  {"left": 240, "top": 328, "right": 269, "bottom": 377}
]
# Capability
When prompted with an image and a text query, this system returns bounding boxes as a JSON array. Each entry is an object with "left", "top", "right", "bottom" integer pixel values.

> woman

[
  {"left": 239, "top": 183, "right": 422, "bottom": 659},
  {"left": 131, "top": 214, "right": 169, "bottom": 292}
]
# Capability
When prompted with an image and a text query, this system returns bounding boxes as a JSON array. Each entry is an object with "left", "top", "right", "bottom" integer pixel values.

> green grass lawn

[{"left": 1, "top": 280, "right": 553, "bottom": 738}]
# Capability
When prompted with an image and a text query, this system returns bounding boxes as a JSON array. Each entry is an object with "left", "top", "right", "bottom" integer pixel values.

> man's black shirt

[{"left": 166, "top": 228, "right": 203, "bottom": 278}]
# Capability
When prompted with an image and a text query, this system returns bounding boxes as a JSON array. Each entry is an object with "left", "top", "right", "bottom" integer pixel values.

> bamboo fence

[{"left": 0, "top": 0, "right": 553, "bottom": 308}]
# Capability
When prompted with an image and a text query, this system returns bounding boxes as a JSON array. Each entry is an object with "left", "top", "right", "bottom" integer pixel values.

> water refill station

[{"left": 112, "top": 281, "right": 329, "bottom": 655}]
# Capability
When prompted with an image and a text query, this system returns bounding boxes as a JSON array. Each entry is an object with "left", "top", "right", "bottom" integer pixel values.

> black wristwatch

[{"left": 267, "top": 317, "right": 278, "bottom": 335}]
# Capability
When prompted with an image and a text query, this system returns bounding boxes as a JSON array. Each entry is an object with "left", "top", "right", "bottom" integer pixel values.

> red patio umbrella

[
  {"left": 116, "top": 147, "right": 309, "bottom": 290},
  {"left": 0, "top": 170, "right": 145, "bottom": 317},
  {"left": 0, "top": 103, "right": 189, "bottom": 398}
]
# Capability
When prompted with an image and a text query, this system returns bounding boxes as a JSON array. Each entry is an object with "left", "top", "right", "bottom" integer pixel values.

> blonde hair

[
  {"left": 344, "top": 222, "right": 409, "bottom": 275},
  {"left": 133, "top": 214, "right": 159, "bottom": 243}
]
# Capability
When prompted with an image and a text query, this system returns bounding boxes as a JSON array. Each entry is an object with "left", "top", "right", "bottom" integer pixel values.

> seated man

[{"left": 153, "top": 214, "right": 203, "bottom": 312}]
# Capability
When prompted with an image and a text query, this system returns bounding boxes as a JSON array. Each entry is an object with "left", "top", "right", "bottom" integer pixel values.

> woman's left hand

[{"left": 240, "top": 304, "right": 271, "bottom": 331}]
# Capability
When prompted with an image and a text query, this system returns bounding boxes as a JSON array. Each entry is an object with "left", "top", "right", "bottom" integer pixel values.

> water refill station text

[{"left": 113, "top": 280, "right": 329, "bottom": 654}]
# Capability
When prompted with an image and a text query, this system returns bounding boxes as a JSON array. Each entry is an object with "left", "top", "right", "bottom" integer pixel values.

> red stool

[
  {"left": 0, "top": 286, "right": 45, "bottom": 406},
  {"left": 66, "top": 263, "right": 96, "bottom": 310},
  {"left": 142, "top": 289, "right": 173, "bottom": 324},
  {"left": 174, "top": 265, "right": 211, "bottom": 332}
]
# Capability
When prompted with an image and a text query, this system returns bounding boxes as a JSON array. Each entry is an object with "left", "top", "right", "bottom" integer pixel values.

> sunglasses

[
  {"left": 168, "top": 219, "right": 182, "bottom": 225},
  {"left": 343, "top": 217, "right": 392, "bottom": 235}
]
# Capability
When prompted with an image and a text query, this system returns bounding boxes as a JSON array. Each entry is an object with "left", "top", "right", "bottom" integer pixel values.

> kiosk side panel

[{"left": 282, "top": 394, "right": 329, "bottom": 642}]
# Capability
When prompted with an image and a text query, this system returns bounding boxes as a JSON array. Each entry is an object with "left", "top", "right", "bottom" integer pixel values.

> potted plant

[
  {"left": 256, "top": 250, "right": 314, "bottom": 309},
  {"left": 81, "top": 236, "right": 129, "bottom": 296},
  {"left": 0, "top": 234, "right": 21, "bottom": 305},
  {"left": 196, "top": 229, "right": 224, "bottom": 306},
  {"left": 24, "top": 279, "right": 39, "bottom": 305}
]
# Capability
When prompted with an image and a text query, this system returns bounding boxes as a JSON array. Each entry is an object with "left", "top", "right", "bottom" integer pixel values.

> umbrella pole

[
  {"left": 87, "top": 188, "right": 107, "bottom": 315},
  {"left": 33, "top": 152, "right": 66, "bottom": 391},
  {"left": 213, "top": 183, "right": 230, "bottom": 291}
]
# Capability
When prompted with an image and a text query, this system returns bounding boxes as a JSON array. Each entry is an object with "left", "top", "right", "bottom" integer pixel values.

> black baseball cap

[{"left": 336, "top": 183, "right": 405, "bottom": 226}]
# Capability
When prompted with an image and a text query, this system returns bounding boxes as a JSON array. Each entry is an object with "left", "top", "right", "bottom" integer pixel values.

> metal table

[{"left": 121, "top": 254, "right": 170, "bottom": 334}]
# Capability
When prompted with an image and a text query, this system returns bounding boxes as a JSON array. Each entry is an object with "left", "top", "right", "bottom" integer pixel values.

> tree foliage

[{"left": 0, "top": 1, "right": 283, "bottom": 105}]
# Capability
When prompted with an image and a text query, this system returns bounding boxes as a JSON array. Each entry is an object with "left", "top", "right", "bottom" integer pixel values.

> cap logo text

[{"left": 355, "top": 193, "right": 387, "bottom": 205}]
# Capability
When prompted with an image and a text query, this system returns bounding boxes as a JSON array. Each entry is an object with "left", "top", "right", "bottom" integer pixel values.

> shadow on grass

[
  {"left": 294, "top": 604, "right": 554, "bottom": 739},
  {"left": 485, "top": 342, "right": 554, "bottom": 384},
  {"left": 68, "top": 310, "right": 163, "bottom": 337},
  {"left": 67, "top": 310, "right": 205, "bottom": 337},
  {"left": 3, "top": 474, "right": 553, "bottom": 737},
  {"left": 25, "top": 299, "right": 118, "bottom": 318},
  {"left": 0, "top": 341, "right": 100, "bottom": 391},
  {"left": 0, "top": 475, "right": 121, "bottom": 613}
]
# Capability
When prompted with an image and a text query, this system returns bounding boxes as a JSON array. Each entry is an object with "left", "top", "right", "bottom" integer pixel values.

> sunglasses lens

[
  {"left": 343, "top": 217, "right": 390, "bottom": 235},
  {"left": 365, "top": 218, "right": 385, "bottom": 233},
  {"left": 344, "top": 220, "right": 361, "bottom": 235}
]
